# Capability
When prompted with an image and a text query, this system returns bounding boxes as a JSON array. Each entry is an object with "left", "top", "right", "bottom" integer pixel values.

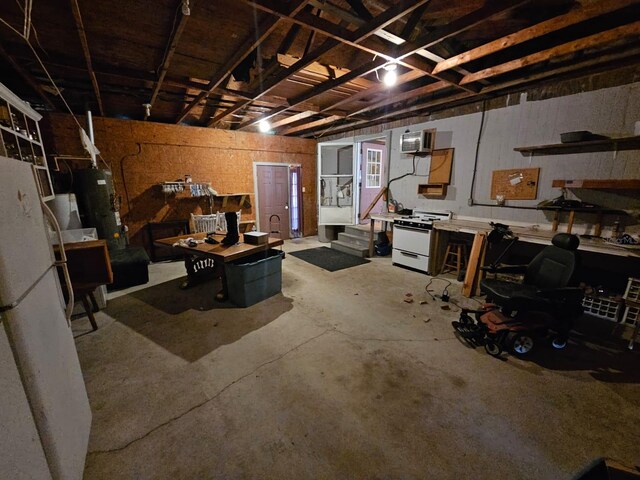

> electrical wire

[
  {"left": 1, "top": 14, "right": 111, "bottom": 173},
  {"left": 424, "top": 277, "right": 452, "bottom": 300},
  {"left": 387, "top": 152, "right": 429, "bottom": 195},
  {"left": 468, "top": 100, "right": 486, "bottom": 206}
]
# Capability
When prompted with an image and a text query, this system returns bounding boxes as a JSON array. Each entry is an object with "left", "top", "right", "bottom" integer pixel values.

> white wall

[{"left": 344, "top": 81, "right": 640, "bottom": 234}]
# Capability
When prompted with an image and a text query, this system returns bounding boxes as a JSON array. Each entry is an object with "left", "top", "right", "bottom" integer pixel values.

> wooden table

[
  {"left": 154, "top": 232, "right": 284, "bottom": 262},
  {"left": 154, "top": 232, "right": 284, "bottom": 300}
]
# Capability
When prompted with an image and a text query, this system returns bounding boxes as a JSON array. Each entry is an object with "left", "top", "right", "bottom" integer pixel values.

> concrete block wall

[{"left": 42, "top": 114, "right": 318, "bottom": 248}]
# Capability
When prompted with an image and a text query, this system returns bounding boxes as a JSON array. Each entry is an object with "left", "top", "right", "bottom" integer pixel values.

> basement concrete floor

[{"left": 72, "top": 237, "right": 640, "bottom": 480}]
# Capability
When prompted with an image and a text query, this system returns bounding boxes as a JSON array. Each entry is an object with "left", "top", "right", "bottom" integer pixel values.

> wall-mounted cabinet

[{"left": 0, "top": 83, "right": 54, "bottom": 200}]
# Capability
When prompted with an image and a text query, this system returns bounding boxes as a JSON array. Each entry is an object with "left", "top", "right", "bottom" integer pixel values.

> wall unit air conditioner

[
  {"left": 400, "top": 131, "right": 423, "bottom": 153},
  {"left": 400, "top": 129, "right": 436, "bottom": 154}
]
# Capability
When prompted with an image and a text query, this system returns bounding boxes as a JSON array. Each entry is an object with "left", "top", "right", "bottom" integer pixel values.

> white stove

[{"left": 392, "top": 210, "right": 451, "bottom": 274}]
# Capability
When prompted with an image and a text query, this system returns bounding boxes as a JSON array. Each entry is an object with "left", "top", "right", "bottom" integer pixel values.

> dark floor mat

[{"left": 289, "top": 246, "right": 370, "bottom": 272}]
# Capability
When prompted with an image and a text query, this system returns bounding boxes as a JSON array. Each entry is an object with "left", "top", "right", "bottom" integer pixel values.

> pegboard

[{"left": 491, "top": 167, "right": 539, "bottom": 200}]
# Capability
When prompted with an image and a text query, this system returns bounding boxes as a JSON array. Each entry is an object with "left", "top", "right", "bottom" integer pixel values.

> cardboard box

[{"left": 244, "top": 231, "right": 269, "bottom": 245}]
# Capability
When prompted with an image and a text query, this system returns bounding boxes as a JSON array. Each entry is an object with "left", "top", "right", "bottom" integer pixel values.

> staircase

[{"left": 331, "top": 224, "right": 370, "bottom": 258}]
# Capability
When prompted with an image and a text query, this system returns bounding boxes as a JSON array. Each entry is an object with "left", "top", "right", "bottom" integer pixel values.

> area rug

[{"left": 289, "top": 246, "right": 370, "bottom": 272}]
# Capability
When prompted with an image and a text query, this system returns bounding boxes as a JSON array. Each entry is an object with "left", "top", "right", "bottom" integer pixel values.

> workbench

[{"left": 430, "top": 218, "right": 640, "bottom": 297}]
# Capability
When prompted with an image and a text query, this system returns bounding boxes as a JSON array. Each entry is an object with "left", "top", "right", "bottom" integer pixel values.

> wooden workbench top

[
  {"left": 155, "top": 232, "right": 284, "bottom": 263},
  {"left": 433, "top": 218, "right": 640, "bottom": 258}
]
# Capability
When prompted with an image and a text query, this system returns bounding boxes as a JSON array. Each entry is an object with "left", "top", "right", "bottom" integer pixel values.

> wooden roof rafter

[
  {"left": 69, "top": 0, "right": 104, "bottom": 115},
  {"left": 175, "top": 0, "right": 311, "bottom": 124},
  {"left": 207, "top": 0, "right": 433, "bottom": 128},
  {"left": 432, "top": 0, "right": 640, "bottom": 75},
  {"left": 146, "top": 0, "right": 194, "bottom": 120}
]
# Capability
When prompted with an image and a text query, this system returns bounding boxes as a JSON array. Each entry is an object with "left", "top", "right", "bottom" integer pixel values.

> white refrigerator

[{"left": 0, "top": 156, "right": 91, "bottom": 479}]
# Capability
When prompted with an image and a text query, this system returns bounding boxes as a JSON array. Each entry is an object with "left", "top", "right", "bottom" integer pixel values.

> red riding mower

[{"left": 452, "top": 223, "right": 584, "bottom": 357}]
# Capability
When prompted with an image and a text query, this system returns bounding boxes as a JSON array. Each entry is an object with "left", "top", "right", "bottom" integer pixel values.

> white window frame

[{"left": 365, "top": 148, "right": 382, "bottom": 188}]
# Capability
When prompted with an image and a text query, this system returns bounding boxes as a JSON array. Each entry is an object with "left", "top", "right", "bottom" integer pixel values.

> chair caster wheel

[{"left": 552, "top": 338, "right": 567, "bottom": 349}]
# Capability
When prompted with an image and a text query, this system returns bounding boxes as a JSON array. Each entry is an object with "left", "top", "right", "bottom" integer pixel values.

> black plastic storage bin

[{"left": 225, "top": 249, "right": 284, "bottom": 307}]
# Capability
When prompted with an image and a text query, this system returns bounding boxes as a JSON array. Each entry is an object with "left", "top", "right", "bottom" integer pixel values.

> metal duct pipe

[{"left": 86, "top": 109, "right": 97, "bottom": 168}]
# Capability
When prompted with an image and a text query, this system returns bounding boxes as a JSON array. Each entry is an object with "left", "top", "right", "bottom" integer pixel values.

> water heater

[{"left": 74, "top": 168, "right": 124, "bottom": 250}]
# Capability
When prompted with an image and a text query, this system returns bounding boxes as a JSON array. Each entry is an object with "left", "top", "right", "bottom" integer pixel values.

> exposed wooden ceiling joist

[
  {"left": 147, "top": 0, "right": 193, "bottom": 119},
  {"left": 433, "top": 0, "right": 640, "bottom": 75},
  {"left": 176, "top": 0, "right": 311, "bottom": 123},
  {"left": 69, "top": 0, "right": 104, "bottom": 115},
  {"left": 0, "top": 44, "right": 56, "bottom": 110},
  {"left": 460, "top": 20, "right": 640, "bottom": 85},
  {"left": 280, "top": 114, "right": 343, "bottom": 135}
]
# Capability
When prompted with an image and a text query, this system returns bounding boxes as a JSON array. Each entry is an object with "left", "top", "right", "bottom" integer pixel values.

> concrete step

[
  {"left": 344, "top": 225, "right": 371, "bottom": 239},
  {"left": 337, "top": 232, "right": 370, "bottom": 249},
  {"left": 331, "top": 240, "right": 368, "bottom": 258}
]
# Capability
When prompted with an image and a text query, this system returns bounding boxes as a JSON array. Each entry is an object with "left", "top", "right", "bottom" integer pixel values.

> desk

[
  {"left": 155, "top": 232, "right": 284, "bottom": 300},
  {"left": 368, "top": 213, "right": 400, "bottom": 257}
]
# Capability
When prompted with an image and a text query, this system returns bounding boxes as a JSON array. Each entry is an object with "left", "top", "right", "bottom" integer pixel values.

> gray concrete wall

[{"left": 331, "top": 81, "right": 640, "bottom": 235}]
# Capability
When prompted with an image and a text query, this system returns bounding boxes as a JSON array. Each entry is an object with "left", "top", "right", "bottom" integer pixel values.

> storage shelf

[
  {"left": 551, "top": 179, "right": 640, "bottom": 190},
  {"left": 515, "top": 135, "right": 640, "bottom": 155},
  {"left": 418, "top": 183, "right": 447, "bottom": 197}
]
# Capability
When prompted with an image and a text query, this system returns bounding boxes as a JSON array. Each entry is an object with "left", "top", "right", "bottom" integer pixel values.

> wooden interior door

[{"left": 256, "top": 164, "right": 290, "bottom": 239}]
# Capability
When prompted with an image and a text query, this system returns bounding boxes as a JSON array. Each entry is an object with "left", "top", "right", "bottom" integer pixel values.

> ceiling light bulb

[
  {"left": 383, "top": 69, "right": 397, "bottom": 87},
  {"left": 181, "top": 0, "right": 190, "bottom": 16},
  {"left": 258, "top": 120, "right": 271, "bottom": 133}
]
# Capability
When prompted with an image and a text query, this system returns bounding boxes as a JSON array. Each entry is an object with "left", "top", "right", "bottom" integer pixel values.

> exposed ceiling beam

[
  {"left": 320, "top": 69, "right": 424, "bottom": 113},
  {"left": 394, "top": 0, "right": 531, "bottom": 60},
  {"left": 207, "top": 37, "right": 340, "bottom": 127},
  {"left": 344, "top": 0, "right": 372, "bottom": 21},
  {"left": 302, "top": 44, "right": 640, "bottom": 138},
  {"left": 147, "top": 0, "right": 193, "bottom": 119},
  {"left": 433, "top": 0, "right": 639, "bottom": 75},
  {"left": 270, "top": 110, "right": 317, "bottom": 130},
  {"left": 348, "top": 80, "right": 449, "bottom": 117},
  {"left": 69, "top": 0, "right": 104, "bottom": 115},
  {"left": 459, "top": 20, "right": 640, "bottom": 85},
  {"left": 236, "top": 59, "right": 387, "bottom": 129},
  {"left": 0, "top": 44, "right": 56, "bottom": 110},
  {"left": 176, "top": 0, "right": 311, "bottom": 124},
  {"left": 280, "top": 114, "right": 343, "bottom": 135},
  {"left": 209, "top": 0, "right": 430, "bottom": 128},
  {"left": 400, "top": 3, "right": 430, "bottom": 40}
]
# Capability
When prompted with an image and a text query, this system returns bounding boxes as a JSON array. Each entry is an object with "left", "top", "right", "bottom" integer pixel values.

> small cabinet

[{"left": 0, "top": 83, "right": 54, "bottom": 201}]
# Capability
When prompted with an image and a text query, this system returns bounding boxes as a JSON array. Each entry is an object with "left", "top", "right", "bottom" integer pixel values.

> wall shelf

[
  {"left": 514, "top": 135, "right": 640, "bottom": 156},
  {"left": 551, "top": 179, "right": 640, "bottom": 189}
]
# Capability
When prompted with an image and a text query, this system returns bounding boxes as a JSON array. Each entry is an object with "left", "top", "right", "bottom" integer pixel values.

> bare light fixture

[
  {"left": 143, "top": 103, "right": 151, "bottom": 118},
  {"left": 382, "top": 63, "right": 398, "bottom": 87},
  {"left": 258, "top": 120, "right": 271, "bottom": 133},
  {"left": 181, "top": 0, "right": 191, "bottom": 16}
]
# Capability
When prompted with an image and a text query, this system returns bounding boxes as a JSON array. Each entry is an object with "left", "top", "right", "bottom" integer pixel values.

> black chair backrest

[{"left": 524, "top": 233, "right": 580, "bottom": 289}]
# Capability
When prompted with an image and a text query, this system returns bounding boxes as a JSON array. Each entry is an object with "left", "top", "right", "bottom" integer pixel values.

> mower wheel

[
  {"left": 506, "top": 332, "right": 534, "bottom": 356},
  {"left": 484, "top": 341, "right": 502, "bottom": 357}
]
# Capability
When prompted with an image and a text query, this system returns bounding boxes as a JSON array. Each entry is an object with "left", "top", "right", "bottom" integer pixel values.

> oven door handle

[
  {"left": 398, "top": 251, "right": 419, "bottom": 258},
  {"left": 393, "top": 224, "right": 432, "bottom": 233}
]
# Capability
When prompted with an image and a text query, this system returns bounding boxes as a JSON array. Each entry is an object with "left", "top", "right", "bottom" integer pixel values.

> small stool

[{"left": 440, "top": 242, "right": 469, "bottom": 277}]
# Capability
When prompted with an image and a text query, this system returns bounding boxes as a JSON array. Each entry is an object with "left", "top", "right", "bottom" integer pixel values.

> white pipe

[{"left": 86, "top": 109, "right": 97, "bottom": 168}]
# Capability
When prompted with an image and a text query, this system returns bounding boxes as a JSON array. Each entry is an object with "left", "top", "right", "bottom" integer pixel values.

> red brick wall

[{"left": 42, "top": 113, "right": 318, "bottom": 248}]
